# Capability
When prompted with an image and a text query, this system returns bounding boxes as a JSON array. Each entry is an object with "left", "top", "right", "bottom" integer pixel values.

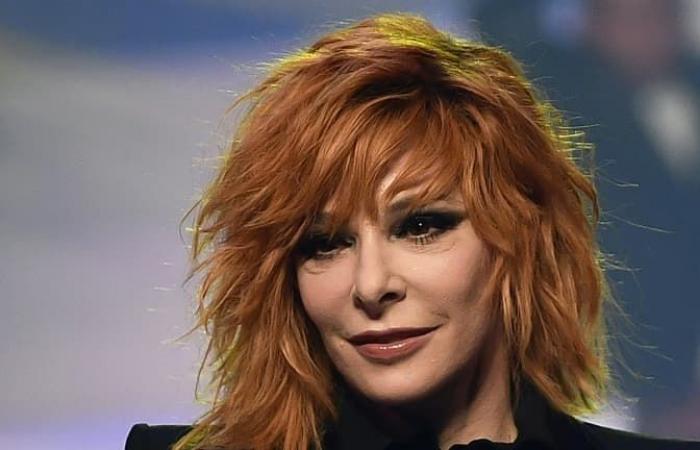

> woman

[{"left": 126, "top": 13, "right": 700, "bottom": 450}]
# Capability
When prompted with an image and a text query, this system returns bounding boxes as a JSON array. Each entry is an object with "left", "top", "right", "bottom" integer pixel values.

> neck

[{"left": 433, "top": 334, "right": 516, "bottom": 448}]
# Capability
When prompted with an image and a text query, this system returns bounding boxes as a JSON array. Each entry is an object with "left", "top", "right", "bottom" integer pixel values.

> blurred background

[{"left": 0, "top": 0, "right": 697, "bottom": 448}]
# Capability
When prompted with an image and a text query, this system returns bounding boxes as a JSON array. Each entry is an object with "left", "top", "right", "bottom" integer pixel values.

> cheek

[
  {"left": 296, "top": 259, "right": 354, "bottom": 330},
  {"left": 404, "top": 235, "right": 488, "bottom": 308}
]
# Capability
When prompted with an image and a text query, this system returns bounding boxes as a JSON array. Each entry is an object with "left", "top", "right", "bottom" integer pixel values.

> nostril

[
  {"left": 351, "top": 288, "right": 406, "bottom": 321},
  {"left": 380, "top": 291, "right": 403, "bottom": 303}
]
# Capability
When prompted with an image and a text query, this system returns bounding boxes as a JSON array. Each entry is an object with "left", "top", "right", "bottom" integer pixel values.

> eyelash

[{"left": 297, "top": 210, "right": 463, "bottom": 261}]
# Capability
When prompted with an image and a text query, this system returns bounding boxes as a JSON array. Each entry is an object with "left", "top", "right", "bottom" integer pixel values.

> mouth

[
  {"left": 347, "top": 326, "right": 439, "bottom": 363},
  {"left": 348, "top": 326, "right": 439, "bottom": 345}
]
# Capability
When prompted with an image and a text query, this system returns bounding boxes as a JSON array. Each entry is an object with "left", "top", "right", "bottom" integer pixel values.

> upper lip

[{"left": 347, "top": 326, "right": 438, "bottom": 345}]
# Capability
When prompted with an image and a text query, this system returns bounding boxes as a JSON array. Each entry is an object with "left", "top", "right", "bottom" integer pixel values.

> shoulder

[
  {"left": 579, "top": 421, "right": 700, "bottom": 450},
  {"left": 125, "top": 424, "right": 192, "bottom": 450}
]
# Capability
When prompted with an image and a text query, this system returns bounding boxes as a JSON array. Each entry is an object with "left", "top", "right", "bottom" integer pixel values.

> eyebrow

[
  {"left": 386, "top": 197, "right": 416, "bottom": 216},
  {"left": 386, "top": 194, "right": 463, "bottom": 215},
  {"left": 309, "top": 194, "right": 462, "bottom": 231}
]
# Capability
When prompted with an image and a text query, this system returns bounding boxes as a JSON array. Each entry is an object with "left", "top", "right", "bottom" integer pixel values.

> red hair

[{"left": 176, "top": 12, "right": 609, "bottom": 450}]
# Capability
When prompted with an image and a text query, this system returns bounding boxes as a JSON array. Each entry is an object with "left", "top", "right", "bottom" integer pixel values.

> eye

[
  {"left": 297, "top": 233, "right": 353, "bottom": 260},
  {"left": 394, "top": 210, "right": 464, "bottom": 244}
]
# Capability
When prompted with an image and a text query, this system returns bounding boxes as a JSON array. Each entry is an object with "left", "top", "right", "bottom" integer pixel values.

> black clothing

[{"left": 125, "top": 384, "right": 700, "bottom": 450}]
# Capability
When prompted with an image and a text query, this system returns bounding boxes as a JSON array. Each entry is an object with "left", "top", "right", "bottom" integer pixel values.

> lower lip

[{"left": 352, "top": 330, "right": 435, "bottom": 363}]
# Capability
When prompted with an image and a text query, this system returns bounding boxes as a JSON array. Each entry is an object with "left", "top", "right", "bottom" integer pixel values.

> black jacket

[{"left": 125, "top": 385, "right": 700, "bottom": 450}]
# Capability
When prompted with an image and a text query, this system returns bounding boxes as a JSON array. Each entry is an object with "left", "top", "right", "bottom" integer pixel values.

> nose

[{"left": 351, "top": 231, "right": 406, "bottom": 317}]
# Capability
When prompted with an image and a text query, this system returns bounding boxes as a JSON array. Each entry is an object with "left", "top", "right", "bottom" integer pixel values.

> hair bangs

[
  {"left": 308, "top": 93, "right": 469, "bottom": 235},
  {"left": 380, "top": 97, "right": 470, "bottom": 210}
]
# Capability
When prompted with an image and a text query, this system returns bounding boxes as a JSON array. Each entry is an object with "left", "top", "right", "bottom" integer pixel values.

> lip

[{"left": 348, "top": 326, "right": 438, "bottom": 363}]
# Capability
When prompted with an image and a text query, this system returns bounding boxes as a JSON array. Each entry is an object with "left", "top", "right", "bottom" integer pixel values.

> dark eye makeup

[
  {"left": 392, "top": 209, "right": 464, "bottom": 245},
  {"left": 296, "top": 209, "right": 465, "bottom": 261},
  {"left": 296, "top": 233, "right": 354, "bottom": 261}
]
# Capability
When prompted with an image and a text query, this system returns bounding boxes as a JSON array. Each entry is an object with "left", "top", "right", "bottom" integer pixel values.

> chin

[
  {"left": 345, "top": 368, "right": 441, "bottom": 406},
  {"left": 362, "top": 388, "right": 431, "bottom": 406}
]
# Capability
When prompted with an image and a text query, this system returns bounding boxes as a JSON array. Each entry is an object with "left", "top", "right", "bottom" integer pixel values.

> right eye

[{"left": 297, "top": 234, "right": 353, "bottom": 260}]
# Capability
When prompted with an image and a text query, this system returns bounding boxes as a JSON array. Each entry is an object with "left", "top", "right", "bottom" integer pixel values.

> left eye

[
  {"left": 395, "top": 211, "right": 462, "bottom": 238},
  {"left": 401, "top": 215, "right": 434, "bottom": 236}
]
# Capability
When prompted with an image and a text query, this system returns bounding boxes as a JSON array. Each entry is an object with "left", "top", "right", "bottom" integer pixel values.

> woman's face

[{"left": 296, "top": 168, "right": 498, "bottom": 406}]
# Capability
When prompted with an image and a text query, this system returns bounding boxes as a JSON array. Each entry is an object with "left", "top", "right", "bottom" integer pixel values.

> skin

[{"left": 296, "top": 165, "right": 517, "bottom": 448}]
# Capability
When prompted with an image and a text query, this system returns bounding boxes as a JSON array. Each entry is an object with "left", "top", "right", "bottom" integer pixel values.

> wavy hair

[{"left": 176, "top": 12, "right": 609, "bottom": 450}]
